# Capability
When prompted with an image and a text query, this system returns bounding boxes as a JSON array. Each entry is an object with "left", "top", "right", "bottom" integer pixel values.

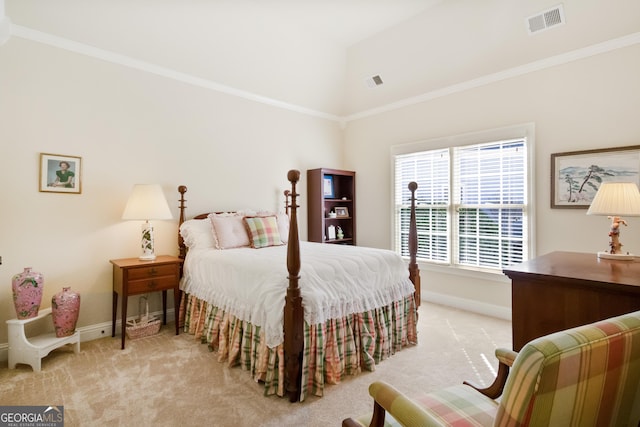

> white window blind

[
  {"left": 453, "top": 139, "right": 527, "bottom": 268},
  {"left": 395, "top": 149, "right": 450, "bottom": 263},
  {"left": 394, "top": 136, "right": 529, "bottom": 270}
]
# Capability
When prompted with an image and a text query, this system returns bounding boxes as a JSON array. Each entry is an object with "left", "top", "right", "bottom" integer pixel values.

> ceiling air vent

[
  {"left": 364, "top": 75, "right": 384, "bottom": 88},
  {"left": 526, "top": 4, "right": 565, "bottom": 35}
]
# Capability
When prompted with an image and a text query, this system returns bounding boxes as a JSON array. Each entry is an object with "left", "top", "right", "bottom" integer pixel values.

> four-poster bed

[{"left": 176, "top": 170, "right": 420, "bottom": 402}]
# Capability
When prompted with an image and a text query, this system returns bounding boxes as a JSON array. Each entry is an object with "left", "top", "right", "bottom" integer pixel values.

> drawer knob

[{"left": 148, "top": 268, "right": 158, "bottom": 276}]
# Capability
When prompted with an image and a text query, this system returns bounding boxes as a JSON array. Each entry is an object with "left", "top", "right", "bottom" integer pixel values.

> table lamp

[
  {"left": 122, "top": 184, "right": 173, "bottom": 260},
  {"left": 586, "top": 182, "right": 640, "bottom": 260}
]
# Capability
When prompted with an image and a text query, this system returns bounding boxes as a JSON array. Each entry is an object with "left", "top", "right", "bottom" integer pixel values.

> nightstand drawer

[
  {"left": 110, "top": 255, "right": 183, "bottom": 349},
  {"left": 127, "top": 264, "right": 177, "bottom": 281},
  {"left": 127, "top": 276, "right": 177, "bottom": 294}
]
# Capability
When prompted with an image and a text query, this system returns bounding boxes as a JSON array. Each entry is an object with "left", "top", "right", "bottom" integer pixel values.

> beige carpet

[{"left": 0, "top": 302, "right": 511, "bottom": 426}]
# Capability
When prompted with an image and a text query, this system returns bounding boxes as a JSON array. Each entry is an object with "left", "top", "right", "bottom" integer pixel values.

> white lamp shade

[
  {"left": 122, "top": 184, "right": 173, "bottom": 220},
  {"left": 587, "top": 182, "right": 640, "bottom": 217}
]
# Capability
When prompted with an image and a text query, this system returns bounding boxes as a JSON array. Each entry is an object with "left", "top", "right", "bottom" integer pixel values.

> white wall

[
  {"left": 344, "top": 43, "right": 640, "bottom": 317},
  {"left": 0, "top": 36, "right": 343, "bottom": 343}
]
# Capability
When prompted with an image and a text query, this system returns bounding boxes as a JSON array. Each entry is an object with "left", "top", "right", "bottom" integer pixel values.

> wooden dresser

[{"left": 504, "top": 251, "right": 640, "bottom": 351}]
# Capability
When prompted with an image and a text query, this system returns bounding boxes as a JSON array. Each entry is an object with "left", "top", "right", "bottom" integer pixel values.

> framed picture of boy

[{"left": 39, "top": 153, "right": 82, "bottom": 194}]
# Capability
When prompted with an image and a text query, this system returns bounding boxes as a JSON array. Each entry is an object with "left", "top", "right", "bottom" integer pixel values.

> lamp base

[
  {"left": 597, "top": 251, "right": 635, "bottom": 260},
  {"left": 139, "top": 221, "right": 156, "bottom": 261}
]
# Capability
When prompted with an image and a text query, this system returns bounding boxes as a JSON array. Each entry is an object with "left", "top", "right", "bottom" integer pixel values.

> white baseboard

[
  {"left": 1, "top": 299, "right": 508, "bottom": 364},
  {"left": 421, "top": 291, "right": 512, "bottom": 321},
  {"left": 0, "top": 309, "right": 174, "bottom": 363}
]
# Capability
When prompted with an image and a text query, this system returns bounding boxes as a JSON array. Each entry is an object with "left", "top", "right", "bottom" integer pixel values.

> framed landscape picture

[
  {"left": 551, "top": 145, "right": 640, "bottom": 208},
  {"left": 39, "top": 153, "right": 82, "bottom": 194}
]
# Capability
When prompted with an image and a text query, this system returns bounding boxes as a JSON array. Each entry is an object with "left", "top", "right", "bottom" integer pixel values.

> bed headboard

[{"left": 177, "top": 187, "right": 290, "bottom": 259}]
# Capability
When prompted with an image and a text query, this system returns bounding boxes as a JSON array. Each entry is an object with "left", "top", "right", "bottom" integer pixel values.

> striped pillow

[{"left": 243, "top": 216, "right": 283, "bottom": 248}]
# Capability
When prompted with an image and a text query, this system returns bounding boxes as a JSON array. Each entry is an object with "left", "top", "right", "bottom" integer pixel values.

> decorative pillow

[
  {"left": 277, "top": 213, "right": 289, "bottom": 244},
  {"left": 209, "top": 214, "right": 250, "bottom": 249},
  {"left": 256, "top": 210, "right": 289, "bottom": 244},
  {"left": 179, "top": 219, "right": 217, "bottom": 249},
  {"left": 243, "top": 216, "right": 283, "bottom": 249}
]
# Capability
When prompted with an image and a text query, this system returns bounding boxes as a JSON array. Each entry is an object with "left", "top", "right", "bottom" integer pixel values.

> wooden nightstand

[{"left": 110, "top": 255, "right": 182, "bottom": 349}]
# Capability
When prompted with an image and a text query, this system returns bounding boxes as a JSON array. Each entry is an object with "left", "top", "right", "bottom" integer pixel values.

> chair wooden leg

[
  {"left": 463, "top": 361, "right": 510, "bottom": 399},
  {"left": 341, "top": 401, "right": 387, "bottom": 427},
  {"left": 369, "top": 401, "right": 386, "bottom": 427}
]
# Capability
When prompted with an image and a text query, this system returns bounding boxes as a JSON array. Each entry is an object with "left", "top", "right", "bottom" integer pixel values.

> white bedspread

[{"left": 180, "top": 241, "right": 415, "bottom": 348}]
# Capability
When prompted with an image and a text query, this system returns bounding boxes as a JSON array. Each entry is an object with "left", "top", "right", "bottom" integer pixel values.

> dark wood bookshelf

[{"left": 307, "top": 168, "right": 356, "bottom": 245}]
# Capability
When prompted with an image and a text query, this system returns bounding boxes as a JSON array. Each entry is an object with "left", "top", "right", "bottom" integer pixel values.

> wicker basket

[{"left": 126, "top": 296, "right": 161, "bottom": 340}]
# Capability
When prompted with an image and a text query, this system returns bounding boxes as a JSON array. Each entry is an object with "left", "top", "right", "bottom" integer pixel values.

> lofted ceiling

[
  {"left": 4, "top": 0, "right": 442, "bottom": 117},
  {"left": 4, "top": 0, "right": 640, "bottom": 119}
]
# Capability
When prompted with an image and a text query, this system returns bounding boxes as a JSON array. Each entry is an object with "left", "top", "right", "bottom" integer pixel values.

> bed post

[
  {"left": 408, "top": 182, "right": 421, "bottom": 306},
  {"left": 284, "top": 170, "right": 303, "bottom": 402},
  {"left": 178, "top": 185, "right": 188, "bottom": 261},
  {"left": 284, "top": 190, "right": 291, "bottom": 215}
]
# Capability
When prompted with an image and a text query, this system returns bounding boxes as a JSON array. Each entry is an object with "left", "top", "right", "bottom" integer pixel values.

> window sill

[{"left": 414, "top": 260, "right": 512, "bottom": 283}]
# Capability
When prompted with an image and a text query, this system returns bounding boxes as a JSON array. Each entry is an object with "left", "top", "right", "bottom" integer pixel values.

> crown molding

[
  {"left": 344, "top": 31, "right": 640, "bottom": 123},
  {"left": 9, "top": 23, "right": 640, "bottom": 126},
  {"left": 10, "top": 24, "right": 342, "bottom": 123}
]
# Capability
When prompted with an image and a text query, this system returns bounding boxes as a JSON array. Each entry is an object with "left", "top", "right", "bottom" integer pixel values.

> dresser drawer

[
  {"left": 126, "top": 275, "right": 177, "bottom": 294},
  {"left": 126, "top": 264, "right": 177, "bottom": 281}
]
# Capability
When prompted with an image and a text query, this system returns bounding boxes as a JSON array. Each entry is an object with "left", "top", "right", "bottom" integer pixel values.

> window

[{"left": 393, "top": 125, "right": 533, "bottom": 271}]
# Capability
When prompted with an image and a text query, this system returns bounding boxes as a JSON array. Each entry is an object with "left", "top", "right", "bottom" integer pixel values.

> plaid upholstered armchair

[{"left": 343, "top": 310, "right": 640, "bottom": 427}]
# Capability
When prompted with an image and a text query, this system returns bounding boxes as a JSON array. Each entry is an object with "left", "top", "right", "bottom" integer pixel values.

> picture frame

[
  {"left": 323, "top": 175, "right": 334, "bottom": 198},
  {"left": 39, "top": 153, "right": 82, "bottom": 194},
  {"left": 334, "top": 206, "right": 349, "bottom": 217},
  {"left": 551, "top": 145, "right": 640, "bottom": 208}
]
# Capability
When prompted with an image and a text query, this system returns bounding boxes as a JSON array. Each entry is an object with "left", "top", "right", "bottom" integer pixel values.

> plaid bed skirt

[{"left": 179, "top": 292, "right": 418, "bottom": 401}]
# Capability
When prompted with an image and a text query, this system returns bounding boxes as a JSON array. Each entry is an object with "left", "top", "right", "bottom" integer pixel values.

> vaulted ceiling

[{"left": 4, "top": 0, "right": 640, "bottom": 118}]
